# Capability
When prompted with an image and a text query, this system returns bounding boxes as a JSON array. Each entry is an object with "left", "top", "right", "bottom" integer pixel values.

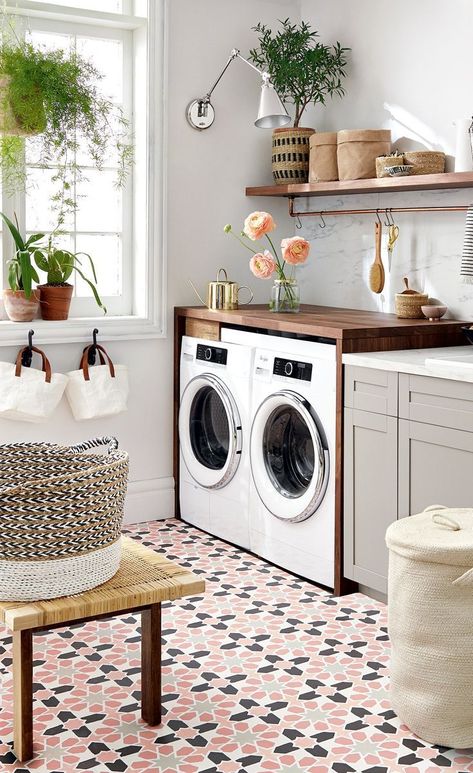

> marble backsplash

[{"left": 296, "top": 187, "right": 473, "bottom": 321}]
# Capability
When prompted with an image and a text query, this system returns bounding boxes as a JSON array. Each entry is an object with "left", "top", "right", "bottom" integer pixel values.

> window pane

[
  {"left": 27, "top": 1, "right": 124, "bottom": 12},
  {"left": 76, "top": 171, "right": 122, "bottom": 233},
  {"left": 75, "top": 233, "right": 122, "bottom": 296},
  {"left": 76, "top": 36, "right": 123, "bottom": 103},
  {"left": 26, "top": 168, "right": 74, "bottom": 232}
]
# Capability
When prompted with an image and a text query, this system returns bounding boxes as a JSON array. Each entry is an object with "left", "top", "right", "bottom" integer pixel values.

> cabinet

[{"left": 344, "top": 365, "right": 473, "bottom": 594}]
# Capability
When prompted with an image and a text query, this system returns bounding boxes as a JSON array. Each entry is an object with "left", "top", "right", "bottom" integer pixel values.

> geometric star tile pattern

[{"left": 1, "top": 519, "right": 472, "bottom": 772}]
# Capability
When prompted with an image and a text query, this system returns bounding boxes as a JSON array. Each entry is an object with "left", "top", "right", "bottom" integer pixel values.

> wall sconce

[{"left": 186, "top": 48, "right": 290, "bottom": 131}]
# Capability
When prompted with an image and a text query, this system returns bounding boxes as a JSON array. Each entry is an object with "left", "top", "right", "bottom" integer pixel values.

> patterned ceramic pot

[{"left": 3, "top": 289, "right": 40, "bottom": 322}]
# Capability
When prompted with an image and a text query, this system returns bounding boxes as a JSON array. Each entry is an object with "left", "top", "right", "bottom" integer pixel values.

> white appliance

[
  {"left": 221, "top": 328, "right": 336, "bottom": 588},
  {"left": 179, "top": 336, "right": 254, "bottom": 548}
]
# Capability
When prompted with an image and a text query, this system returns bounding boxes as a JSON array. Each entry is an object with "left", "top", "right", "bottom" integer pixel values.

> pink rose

[
  {"left": 249, "top": 250, "right": 276, "bottom": 279},
  {"left": 243, "top": 211, "right": 276, "bottom": 241},
  {"left": 281, "top": 236, "right": 310, "bottom": 265}
]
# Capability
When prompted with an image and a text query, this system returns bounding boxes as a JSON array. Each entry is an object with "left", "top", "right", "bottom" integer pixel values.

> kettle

[{"left": 189, "top": 268, "right": 253, "bottom": 311}]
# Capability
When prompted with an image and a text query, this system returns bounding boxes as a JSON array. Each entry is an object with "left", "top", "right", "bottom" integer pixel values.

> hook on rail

[
  {"left": 21, "top": 329, "right": 34, "bottom": 368},
  {"left": 319, "top": 212, "right": 326, "bottom": 229}
]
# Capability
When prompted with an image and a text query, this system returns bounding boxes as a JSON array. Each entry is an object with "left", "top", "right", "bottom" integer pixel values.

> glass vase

[{"left": 269, "top": 278, "right": 300, "bottom": 313}]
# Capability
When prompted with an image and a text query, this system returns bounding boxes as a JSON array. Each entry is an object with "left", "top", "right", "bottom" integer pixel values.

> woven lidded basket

[
  {"left": 0, "top": 436, "right": 129, "bottom": 601},
  {"left": 272, "top": 127, "right": 315, "bottom": 184},
  {"left": 403, "top": 151, "right": 445, "bottom": 175},
  {"left": 395, "top": 277, "right": 428, "bottom": 318}
]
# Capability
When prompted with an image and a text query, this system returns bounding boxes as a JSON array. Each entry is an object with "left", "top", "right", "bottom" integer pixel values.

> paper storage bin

[
  {"left": 337, "top": 129, "right": 391, "bottom": 180},
  {"left": 386, "top": 505, "right": 473, "bottom": 748},
  {"left": 309, "top": 132, "right": 338, "bottom": 182}
]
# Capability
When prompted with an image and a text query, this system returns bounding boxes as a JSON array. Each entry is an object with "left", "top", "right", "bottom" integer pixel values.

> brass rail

[{"left": 288, "top": 197, "right": 469, "bottom": 225}]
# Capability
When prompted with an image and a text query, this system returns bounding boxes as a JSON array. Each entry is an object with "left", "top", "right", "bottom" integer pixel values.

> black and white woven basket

[{"left": 0, "top": 436, "right": 129, "bottom": 601}]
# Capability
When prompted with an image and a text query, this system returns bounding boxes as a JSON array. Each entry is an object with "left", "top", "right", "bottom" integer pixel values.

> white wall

[
  {"left": 0, "top": 0, "right": 297, "bottom": 523},
  {"left": 296, "top": 0, "right": 473, "bottom": 319}
]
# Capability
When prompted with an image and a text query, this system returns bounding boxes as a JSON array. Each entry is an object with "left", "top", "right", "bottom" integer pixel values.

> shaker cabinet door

[
  {"left": 344, "top": 408, "right": 398, "bottom": 594},
  {"left": 398, "top": 419, "right": 473, "bottom": 518}
]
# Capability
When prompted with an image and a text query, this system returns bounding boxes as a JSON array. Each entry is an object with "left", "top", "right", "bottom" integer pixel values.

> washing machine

[
  {"left": 221, "top": 328, "right": 336, "bottom": 588},
  {"left": 179, "top": 335, "right": 254, "bottom": 548}
]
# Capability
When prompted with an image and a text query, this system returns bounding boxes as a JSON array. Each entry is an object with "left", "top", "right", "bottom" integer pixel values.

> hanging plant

[{"left": 0, "top": 38, "right": 133, "bottom": 222}]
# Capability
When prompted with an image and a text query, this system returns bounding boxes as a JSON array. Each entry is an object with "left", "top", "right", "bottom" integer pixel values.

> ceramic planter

[
  {"left": 3, "top": 289, "right": 40, "bottom": 322},
  {"left": 38, "top": 284, "right": 74, "bottom": 321}
]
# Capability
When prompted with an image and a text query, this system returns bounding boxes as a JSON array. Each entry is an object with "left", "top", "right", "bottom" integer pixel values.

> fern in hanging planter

[{"left": 0, "top": 40, "right": 133, "bottom": 220}]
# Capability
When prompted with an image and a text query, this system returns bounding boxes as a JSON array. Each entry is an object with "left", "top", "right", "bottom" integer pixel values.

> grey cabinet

[
  {"left": 344, "top": 364, "right": 473, "bottom": 595},
  {"left": 344, "top": 408, "right": 397, "bottom": 593},
  {"left": 398, "top": 419, "right": 473, "bottom": 517}
]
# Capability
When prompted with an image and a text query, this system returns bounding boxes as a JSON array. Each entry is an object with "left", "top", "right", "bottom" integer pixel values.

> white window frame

[{"left": 0, "top": 0, "right": 167, "bottom": 344}]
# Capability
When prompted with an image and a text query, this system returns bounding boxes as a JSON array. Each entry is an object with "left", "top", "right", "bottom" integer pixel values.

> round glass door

[
  {"left": 263, "top": 404, "right": 315, "bottom": 498},
  {"left": 179, "top": 374, "right": 241, "bottom": 489},
  {"left": 250, "top": 390, "right": 329, "bottom": 522},
  {"left": 190, "top": 385, "right": 230, "bottom": 470}
]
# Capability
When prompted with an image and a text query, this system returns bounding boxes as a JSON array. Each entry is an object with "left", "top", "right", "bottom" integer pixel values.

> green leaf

[
  {"left": 25, "top": 232, "right": 45, "bottom": 247},
  {"left": 0, "top": 211, "right": 25, "bottom": 251},
  {"left": 7, "top": 260, "right": 19, "bottom": 291},
  {"left": 33, "top": 249, "right": 49, "bottom": 273},
  {"left": 72, "top": 264, "right": 106, "bottom": 314},
  {"left": 18, "top": 250, "right": 33, "bottom": 298}
]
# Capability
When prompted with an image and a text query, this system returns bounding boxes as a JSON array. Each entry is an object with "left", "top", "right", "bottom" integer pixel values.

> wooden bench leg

[
  {"left": 13, "top": 629, "right": 33, "bottom": 762},
  {"left": 141, "top": 603, "right": 161, "bottom": 725}
]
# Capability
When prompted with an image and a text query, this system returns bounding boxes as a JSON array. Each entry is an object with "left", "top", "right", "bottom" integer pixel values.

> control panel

[
  {"left": 273, "top": 357, "right": 312, "bottom": 381},
  {"left": 196, "top": 344, "right": 228, "bottom": 365}
]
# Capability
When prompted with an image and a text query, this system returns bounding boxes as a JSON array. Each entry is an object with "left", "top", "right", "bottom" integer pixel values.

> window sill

[{"left": 0, "top": 315, "right": 166, "bottom": 346}]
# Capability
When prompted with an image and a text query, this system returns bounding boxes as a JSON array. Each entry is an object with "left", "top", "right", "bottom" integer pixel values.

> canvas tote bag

[
  {"left": 0, "top": 345, "right": 68, "bottom": 422},
  {"left": 386, "top": 505, "right": 473, "bottom": 748},
  {"left": 66, "top": 343, "right": 129, "bottom": 421}
]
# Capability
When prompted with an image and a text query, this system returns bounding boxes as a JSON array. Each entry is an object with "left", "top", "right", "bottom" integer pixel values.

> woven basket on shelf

[
  {"left": 403, "top": 151, "right": 446, "bottom": 175},
  {"left": 272, "top": 127, "right": 315, "bottom": 184},
  {"left": 395, "top": 277, "right": 429, "bottom": 318},
  {"left": 0, "top": 436, "right": 129, "bottom": 601}
]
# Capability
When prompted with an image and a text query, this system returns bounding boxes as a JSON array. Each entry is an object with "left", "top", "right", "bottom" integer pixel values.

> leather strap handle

[
  {"left": 80, "top": 344, "right": 115, "bottom": 381},
  {"left": 15, "top": 346, "right": 52, "bottom": 384}
]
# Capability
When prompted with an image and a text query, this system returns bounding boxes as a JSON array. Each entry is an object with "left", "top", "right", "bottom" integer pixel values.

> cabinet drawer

[
  {"left": 399, "top": 373, "right": 473, "bottom": 431},
  {"left": 345, "top": 366, "right": 398, "bottom": 416}
]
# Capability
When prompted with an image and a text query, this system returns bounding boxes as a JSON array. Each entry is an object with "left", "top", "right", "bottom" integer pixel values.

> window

[{"left": 0, "top": 0, "right": 165, "bottom": 336}]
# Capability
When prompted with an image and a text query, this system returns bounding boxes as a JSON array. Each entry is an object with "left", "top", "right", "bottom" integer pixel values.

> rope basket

[
  {"left": 0, "top": 436, "right": 129, "bottom": 601},
  {"left": 272, "top": 127, "right": 315, "bottom": 184}
]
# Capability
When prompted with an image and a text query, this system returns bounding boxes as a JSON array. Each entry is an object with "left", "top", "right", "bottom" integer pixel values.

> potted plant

[
  {"left": 0, "top": 38, "right": 132, "bottom": 220},
  {"left": 1, "top": 211, "right": 43, "bottom": 322},
  {"left": 34, "top": 237, "right": 106, "bottom": 320},
  {"left": 249, "top": 19, "right": 349, "bottom": 184}
]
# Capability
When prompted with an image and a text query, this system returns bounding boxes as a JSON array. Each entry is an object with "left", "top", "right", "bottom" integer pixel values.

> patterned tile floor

[{"left": 1, "top": 519, "right": 473, "bottom": 773}]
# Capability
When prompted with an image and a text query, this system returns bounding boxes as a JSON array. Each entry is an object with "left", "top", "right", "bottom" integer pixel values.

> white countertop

[{"left": 342, "top": 346, "right": 473, "bottom": 383}]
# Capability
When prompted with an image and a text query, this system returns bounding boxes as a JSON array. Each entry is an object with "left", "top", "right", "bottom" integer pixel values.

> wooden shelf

[{"left": 246, "top": 171, "right": 473, "bottom": 198}]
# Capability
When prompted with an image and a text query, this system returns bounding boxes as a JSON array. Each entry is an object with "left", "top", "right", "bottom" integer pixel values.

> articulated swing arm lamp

[{"left": 186, "top": 48, "right": 290, "bottom": 131}]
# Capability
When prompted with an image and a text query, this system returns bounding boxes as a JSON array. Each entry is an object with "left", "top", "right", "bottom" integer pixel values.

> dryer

[
  {"left": 221, "top": 328, "right": 336, "bottom": 588},
  {"left": 179, "top": 336, "right": 253, "bottom": 548}
]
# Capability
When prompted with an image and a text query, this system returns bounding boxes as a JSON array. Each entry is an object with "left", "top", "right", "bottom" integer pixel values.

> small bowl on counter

[{"left": 421, "top": 304, "right": 447, "bottom": 321}]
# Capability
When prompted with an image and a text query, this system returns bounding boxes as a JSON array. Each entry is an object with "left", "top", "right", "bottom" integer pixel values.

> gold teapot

[{"left": 189, "top": 268, "right": 253, "bottom": 311}]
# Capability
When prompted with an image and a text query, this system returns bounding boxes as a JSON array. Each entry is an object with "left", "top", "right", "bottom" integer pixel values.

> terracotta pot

[
  {"left": 38, "top": 283, "right": 73, "bottom": 320},
  {"left": 3, "top": 289, "right": 40, "bottom": 322}
]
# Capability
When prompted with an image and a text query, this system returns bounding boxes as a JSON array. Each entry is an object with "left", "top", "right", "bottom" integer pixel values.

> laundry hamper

[
  {"left": 386, "top": 505, "right": 473, "bottom": 748},
  {"left": 0, "top": 436, "right": 129, "bottom": 602}
]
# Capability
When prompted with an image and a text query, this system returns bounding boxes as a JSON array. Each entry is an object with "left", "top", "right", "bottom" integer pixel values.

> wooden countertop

[{"left": 175, "top": 304, "right": 468, "bottom": 341}]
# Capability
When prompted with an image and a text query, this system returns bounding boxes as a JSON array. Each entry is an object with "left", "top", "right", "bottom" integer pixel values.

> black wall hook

[
  {"left": 88, "top": 328, "right": 99, "bottom": 365},
  {"left": 21, "top": 329, "right": 34, "bottom": 368}
]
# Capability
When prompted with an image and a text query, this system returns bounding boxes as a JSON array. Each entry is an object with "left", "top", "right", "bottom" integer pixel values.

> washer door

[
  {"left": 179, "top": 374, "right": 242, "bottom": 489},
  {"left": 250, "top": 390, "right": 329, "bottom": 522}
]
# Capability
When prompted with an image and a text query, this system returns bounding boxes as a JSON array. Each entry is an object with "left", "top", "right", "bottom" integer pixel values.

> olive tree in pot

[
  {"left": 249, "top": 19, "right": 349, "bottom": 184},
  {"left": 1, "top": 212, "right": 42, "bottom": 322},
  {"left": 34, "top": 239, "right": 106, "bottom": 320}
]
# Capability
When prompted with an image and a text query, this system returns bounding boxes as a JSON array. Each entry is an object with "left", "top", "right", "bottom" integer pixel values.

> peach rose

[
  {"left": 281, "top": 236, "right": 310, "bottom": 265},
  {"left": 249, "top": 250, "right": 276, "bottom": 279},
  {"left": 243, "top": 211, "right": 276, "bottom": 241}
]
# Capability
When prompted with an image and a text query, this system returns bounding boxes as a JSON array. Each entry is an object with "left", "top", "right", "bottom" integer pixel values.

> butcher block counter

[{"left": 174, "top": 304, "right": 467, "bottom": 595}]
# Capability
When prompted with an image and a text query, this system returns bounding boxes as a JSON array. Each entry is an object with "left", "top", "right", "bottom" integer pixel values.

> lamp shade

[{"left": 255, "top": 80, "right": 290, "bottom": 129}]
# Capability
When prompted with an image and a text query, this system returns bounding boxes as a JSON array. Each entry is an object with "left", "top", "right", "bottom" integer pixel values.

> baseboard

[{"left": 124, "top": 476, "right": 175, "bottom": 525}]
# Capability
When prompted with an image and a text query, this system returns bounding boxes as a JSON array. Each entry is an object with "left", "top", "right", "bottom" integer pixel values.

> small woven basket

[
  {"left": 0, "top": 436, "right": 129, "bottom": 601},
  {"left": 403, "top": 151, "right": 446, "bottom": 175},
  {"left": 272, "top": 127, "right": 315, "bottom": 184},
  {"left": 375, "top": 153, "right": 405, "bottom": 178},
  {"left": 395, "top": 277, "right": 429, "bottom": 318}
]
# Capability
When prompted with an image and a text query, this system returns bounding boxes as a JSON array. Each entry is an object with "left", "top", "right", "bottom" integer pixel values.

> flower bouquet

[{"left": 224, "top": 211, "right": 310, "bottom": 312}]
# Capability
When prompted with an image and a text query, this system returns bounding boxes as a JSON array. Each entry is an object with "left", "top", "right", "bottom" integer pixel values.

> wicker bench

[{"left": 0, "top": 536, "right": 205, "bottom": 762}]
